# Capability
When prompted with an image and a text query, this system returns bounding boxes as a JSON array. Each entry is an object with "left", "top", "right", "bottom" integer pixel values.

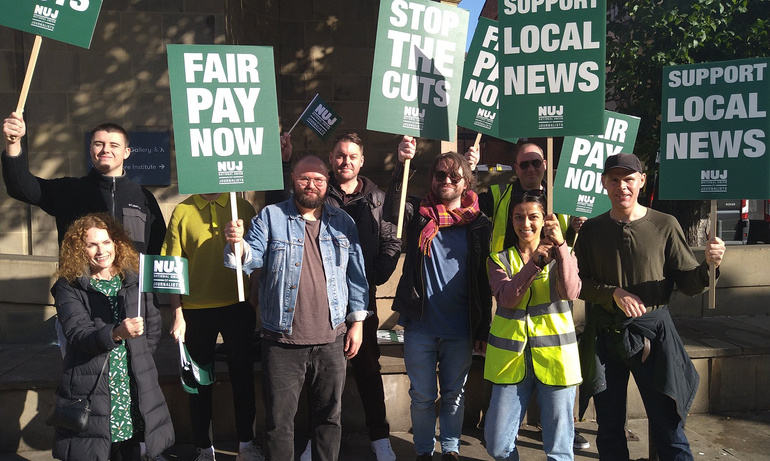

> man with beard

[
  {"left": 385, "top": 136, "right": 492, "bottom": 461},
  {"left": 224, "top": 155, "right": 369, "bottom": 461},
  {"left": 272, "top": 132, "right": 401, "bottom": 461}
]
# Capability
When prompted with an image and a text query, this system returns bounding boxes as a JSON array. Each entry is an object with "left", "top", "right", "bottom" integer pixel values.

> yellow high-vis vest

[
  {"left": 488, "top": 184, "right": 569, "bottom": 253},
  {"left": 484, "top": 247, "right": 582, "bottom": 386}
]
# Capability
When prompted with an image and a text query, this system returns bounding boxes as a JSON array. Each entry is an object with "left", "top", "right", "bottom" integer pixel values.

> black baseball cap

[{"left": 603, "top": 153, "right": 643, "bottom": 174}]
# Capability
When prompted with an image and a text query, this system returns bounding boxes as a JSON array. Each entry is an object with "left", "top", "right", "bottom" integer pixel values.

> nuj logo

[
  {"left": 404, "top": 107, "right": 425, "bottom": 118},
  {"left": 476, "top": 108, "right": 496, "bottom": 121},
  {"left": 314, "top": 105, "right": 337, "bottom": 125},
  {"left": 577, "top": 194, "right": 595, "bottom": 205},
  {"left": 701, "top": 170, "right": 727, "bottom": 180},
  {"left": 154, "top": 260, "right": 183, "bottom": 274},
  {"left": 218, "top": 161, "right": 243, "bottom": 172},
  {"left": 34, "top": 5, "right": 59, "bottom": 19},
  {"left": 538, "top": 105, "right": 564, "bottom": 116}
]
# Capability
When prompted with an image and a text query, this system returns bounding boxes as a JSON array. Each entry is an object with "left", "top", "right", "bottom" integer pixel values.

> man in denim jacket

[{"left": 225, "top": 154, "right": 369, "bottom": 461}]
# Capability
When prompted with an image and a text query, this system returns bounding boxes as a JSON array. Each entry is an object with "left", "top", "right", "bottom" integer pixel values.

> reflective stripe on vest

[{"left": 484, "top": 248, "right": 582, "bottom": 386}]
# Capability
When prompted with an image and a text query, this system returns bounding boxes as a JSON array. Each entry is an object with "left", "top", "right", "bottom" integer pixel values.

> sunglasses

[
  {"left": 433, "top": 170, "right": 463, "bottom": 184},
  {"left": 517, "top": 159, "right": 543, "bottom": 170}
]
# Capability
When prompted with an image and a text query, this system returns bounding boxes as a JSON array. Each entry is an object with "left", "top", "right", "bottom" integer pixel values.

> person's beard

[{"left": 295, "top": 187, "right": 326, "bottom": 209}]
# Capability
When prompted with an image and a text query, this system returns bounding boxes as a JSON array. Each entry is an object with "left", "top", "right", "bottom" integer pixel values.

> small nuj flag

[
  {"left": 290, "top": 94, "right": 342, "bottom": 140},
  {"left": 140, "top": 254, "right": 189, "bottom": 296}
]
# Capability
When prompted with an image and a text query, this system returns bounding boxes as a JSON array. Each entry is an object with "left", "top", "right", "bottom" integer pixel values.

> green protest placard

[
  {"left": 167, "top": 44, "right": 283, "bottom": 194},
  {"left": 660, "top": 58, "right": 770, "bottom": 199},
  {"left": 0, "top": 0, "right": 103, "bottom": 48},
  {"left": 457, "top": 17, "right": 517, "bottom": 143},
  {"left": 553, "top": 111, "right": 640, "bottom": 217},
  {"left": 298, "top": 94, "right": 342, "bottom": 141},
  {"left": 140, "top": 255, "right": 189, "bottom": 295},
  {"left": 367, "top": 0, "right": 468, "bottom": 141},
  {"left": 497, "top": 0, "right": 606, "bottom": 138}
]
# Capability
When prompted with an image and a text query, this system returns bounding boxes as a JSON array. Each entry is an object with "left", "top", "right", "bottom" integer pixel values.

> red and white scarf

[{"left": 418, "top": 190, "right": 481, "bottom": 256}]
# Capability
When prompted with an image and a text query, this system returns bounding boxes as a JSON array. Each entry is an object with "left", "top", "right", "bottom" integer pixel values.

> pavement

[{"left": 2, "top": 411, "right": 770, "bottom": 460}]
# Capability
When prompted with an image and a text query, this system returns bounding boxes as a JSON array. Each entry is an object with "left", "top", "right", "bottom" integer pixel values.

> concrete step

[{"left": 4, "top": 314, "right": 770, "bottom": 454}]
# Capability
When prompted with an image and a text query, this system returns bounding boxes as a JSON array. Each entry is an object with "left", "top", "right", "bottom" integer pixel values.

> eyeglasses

[
  {"left": 517, "top": 159, "right": 543, "bottom": 170},
  {"left": 296, "top": 176, "right": 327, "bottom": 187},
  {"left": 433, "top": 170, "right": 462, "bottom": 184}
]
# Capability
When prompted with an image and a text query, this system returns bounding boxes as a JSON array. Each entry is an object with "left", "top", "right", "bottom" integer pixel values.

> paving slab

[{"left": 2, "top": 412, "right": 769, "bottom": 460}]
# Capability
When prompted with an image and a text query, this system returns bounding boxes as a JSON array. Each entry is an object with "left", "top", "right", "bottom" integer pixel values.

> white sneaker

[
  {"left": 300, "top": 440, "right": 312, "bottom": 461},
  {"left": 371, "top": 438, "right": 397, "bottom": 461},
  {"left": 236, "top": 441, "right": 265, "bottom": 461},
  {"left": 194, "top": 448, "right": 216, "bottom": 461}
]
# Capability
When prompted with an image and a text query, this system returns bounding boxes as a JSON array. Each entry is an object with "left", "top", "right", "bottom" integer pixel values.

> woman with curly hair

[{"left": 51, "top": 213, "right": 174, "bottom": 461}]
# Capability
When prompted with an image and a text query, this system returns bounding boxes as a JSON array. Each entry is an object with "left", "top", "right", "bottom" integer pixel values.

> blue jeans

[
  {"left": 262, "top": 335, "right": 347, "bottom": 461},
  {"left": 404, "top": 329, "right": 473, "bottom": 456},
  {"left": 594, "top": 339, "right": 694, "bottom": 461},
  {"left": 484, "top": 350, "right": 576, "bottom": 461}
]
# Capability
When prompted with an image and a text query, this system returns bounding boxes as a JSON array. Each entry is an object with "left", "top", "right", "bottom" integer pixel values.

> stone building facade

[{"left": 1, "top": 0, "right": 460, "bottom": 256}]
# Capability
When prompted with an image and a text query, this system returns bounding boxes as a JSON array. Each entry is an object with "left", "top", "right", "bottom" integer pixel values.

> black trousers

[{"left": 183, "top": 302, "right": 257, "bottom": 448}]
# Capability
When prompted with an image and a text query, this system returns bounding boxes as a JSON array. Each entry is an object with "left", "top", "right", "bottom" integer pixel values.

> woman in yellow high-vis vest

[{"left": 484, "top": 192, "right": 582, "bottom": 461}]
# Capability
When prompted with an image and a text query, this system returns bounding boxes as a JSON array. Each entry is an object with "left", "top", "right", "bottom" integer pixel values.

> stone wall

[
  {"left": 0, "top": 0, "right": 226, "bottom": 255},
  {"left": 1, "top": 0, "right": 463, "bottom": 256}
]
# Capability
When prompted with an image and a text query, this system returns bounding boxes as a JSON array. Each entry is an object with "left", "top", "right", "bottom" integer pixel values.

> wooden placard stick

[
  {"left": 709, "top": 199, "right": 717, "bottom": 309},
  {"left": 15, "top": 35, "right": 43, "bottom": 115},
  {"left": 230, "top": 192, "right": 246, "bottom": 302},
  {"left": 546, "top": 137, "right": 554, "bottom": 215}
]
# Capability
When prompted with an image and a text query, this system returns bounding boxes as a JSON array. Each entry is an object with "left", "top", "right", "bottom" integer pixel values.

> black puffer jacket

[
  {"left": 326, "top": 176, "right": 401, "bottom": 296},
  {"left": 51, "top": 271, "right": 174, "bottom": 460},
  {"left": 384, "top": 162, "right": 493, "bottom": 341}
]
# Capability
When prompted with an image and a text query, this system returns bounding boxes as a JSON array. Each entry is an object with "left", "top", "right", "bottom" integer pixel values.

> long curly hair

[{"left": 57, "top": 213, "right": 139, "bottom": 282}]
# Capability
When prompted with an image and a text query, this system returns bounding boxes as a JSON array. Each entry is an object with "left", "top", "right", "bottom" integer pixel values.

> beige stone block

[
  {"left": 121, "top": 12, "right": 164, "bottom": 53},
  {"left": 0, "top": 255, "right": 58, "bottom": 304},
  {"left": 78, "top": 49, "right": 135, "bottom": 93},
  {"left": 162, "top": 13, "right": 224, "bottom": 46},
  {"left": 710, "top": 355, "right": 770, "bottom": 412},
  {"left": 29, "top": 52, "right": 80, "bottom": 93},
  {"left": 0, "top": 303, "right": 58, "bottom": 344},
  {"left": 26, "top": 123, "right": 83, "bottom": 155},
  {"left": 689, "top": 358, "right": 710, "bottom": 414},
  {"left": 130, "top": 52, "right": 170, "bottom": 93},
  {"left": 88, "top": 11, "right": 123, "bottom": 52},
  {"left": 68, "top": 92, "right": 128, "bottom": 127},
  {"left": 124, "top": 92, "right": 171, "bottom": 127},
  {"left": 0, "top": 232, "right": 27, "bottom": 255}
]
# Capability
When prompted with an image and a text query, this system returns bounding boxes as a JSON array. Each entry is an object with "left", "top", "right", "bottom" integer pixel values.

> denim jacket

[{"left": 225, "top": 198, "right": 369, "bottom": 334}]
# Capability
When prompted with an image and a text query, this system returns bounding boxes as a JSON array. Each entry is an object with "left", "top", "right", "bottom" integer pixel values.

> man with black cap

[{"left": 574, "top": 153, "right": 726, "bottom": 460}]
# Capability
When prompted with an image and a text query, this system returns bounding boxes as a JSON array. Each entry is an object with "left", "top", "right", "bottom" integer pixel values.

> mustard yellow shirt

[{"left": 161, "top": 193, "right": 257, "bottom": 309}]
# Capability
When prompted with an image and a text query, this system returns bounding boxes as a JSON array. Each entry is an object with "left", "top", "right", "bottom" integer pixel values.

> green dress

[{"left": 91, "top": 276, "right": 135, "bottom": 443}]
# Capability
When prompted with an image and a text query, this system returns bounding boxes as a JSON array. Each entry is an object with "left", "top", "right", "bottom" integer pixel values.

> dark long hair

[{"left": 509, "top": 192, "right": 547, "bottom": 248}]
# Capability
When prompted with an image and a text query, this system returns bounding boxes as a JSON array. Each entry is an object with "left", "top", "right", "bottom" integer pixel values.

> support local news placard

[
  {"left": 660, "top": 58, "right": 770, "bottom": 199},
  {"left": 0, "top": 0, "right": 103, "bottom": 48},
  {"left": 457, "top": 17, "right": 517, "bottom": 143},
  {"left": 167, "top": 44, "right": 283, "bottom": 194},
  {"left": 497, "top": 0, "right": 606, "bottom": 138},
  {"left": 367, "top": 0, "right": 468, "bottom": 141},
  {"left": 553, "top": 111, "right": 640, "bottom": 217}
]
